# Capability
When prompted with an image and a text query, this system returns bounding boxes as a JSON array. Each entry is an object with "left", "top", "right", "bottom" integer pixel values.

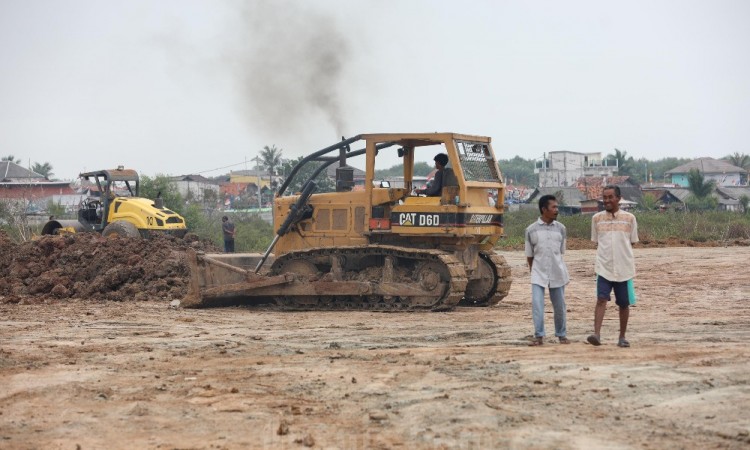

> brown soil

[
  {"left": 1, "top": 235, "right": 749, "bottom": 448},
  {"left": 0, "top": 232, "right": 219, "bottom": 304}
]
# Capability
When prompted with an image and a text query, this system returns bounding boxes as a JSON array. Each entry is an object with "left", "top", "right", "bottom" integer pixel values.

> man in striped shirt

[{"left": 588, "top": 185, "right": 639, "bottom": 348}]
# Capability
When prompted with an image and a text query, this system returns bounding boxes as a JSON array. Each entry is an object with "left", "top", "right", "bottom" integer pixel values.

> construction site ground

[{"left": 1, "top": 245, "right": 749, "bottom": 449}]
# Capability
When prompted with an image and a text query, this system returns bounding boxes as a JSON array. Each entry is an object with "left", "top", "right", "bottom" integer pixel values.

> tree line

[{"left": 5, "top": 148, "right": 748, "bottom": 190}]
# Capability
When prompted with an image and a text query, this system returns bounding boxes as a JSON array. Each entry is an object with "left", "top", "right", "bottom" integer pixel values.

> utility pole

[{"left": 253, "top": 155, "right": 262, "bottom": 210}]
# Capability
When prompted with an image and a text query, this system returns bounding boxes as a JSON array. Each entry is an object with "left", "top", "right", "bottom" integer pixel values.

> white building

[
  {"left": 535, "top": 151, "right": 618, "bottom": 187},
  {"left": 170, "top": 175, "right": 220, "bottom": 202}
]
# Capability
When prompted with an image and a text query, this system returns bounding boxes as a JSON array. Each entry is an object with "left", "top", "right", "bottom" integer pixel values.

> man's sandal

[
  {"left": 617, "top": 338, "right": 630, "bottom": 348},
  {"left": 528, "top": 338, "right": 543, "bottom": 346},
  {"left": 558, "top": 337, "right": 570, "bottom": 344}
]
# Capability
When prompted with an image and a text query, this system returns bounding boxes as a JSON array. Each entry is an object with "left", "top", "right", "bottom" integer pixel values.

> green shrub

[
  {"left": 684, "top": 195, "right": 718, "bottom": 212},
  {"left": 183, "top": 207, "right": 274, "bottom": 252},
  {"left": 639, "top": 193, "right": 658, "bottom": 211},
  {"left": 232, "top": 213, "right": 274, "bottom": 251},
  {"left": 499, "top": 208, "right": 750, "bottom": 245}
]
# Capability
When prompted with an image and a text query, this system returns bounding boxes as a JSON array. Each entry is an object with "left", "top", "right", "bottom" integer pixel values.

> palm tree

[
  {"left": 724, "top": 152, "right": 750, "bottom": 171},
  {"left": 739, "top": 194, "right": 749, "bottom": 214},
  {"left": 32, "top": 162, "right": 54, "bottom": 179},
  {"left": 1, "top": 155, "right": 21, "bottom": 164},
  {"left": 260, "top": 145, "right": 282, "bottom": 199},
  {"left": 687, "top": 168, "right": 714, "bottom": 198},
  {"left": 607, "top": 148, "right": 636, "bottom": 179}
]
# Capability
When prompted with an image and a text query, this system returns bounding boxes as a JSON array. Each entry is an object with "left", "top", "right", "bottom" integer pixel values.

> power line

[{"left": 188, "top": 159, "right": 257, "bottom": 175}]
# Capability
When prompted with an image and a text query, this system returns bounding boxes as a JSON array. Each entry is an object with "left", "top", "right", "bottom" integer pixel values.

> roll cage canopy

[
  {"left": 276, "top": 133, "right": 498, "bottom": 197},
  {"left": 80, "top": 168, "right": 139, "bottom": 197}
]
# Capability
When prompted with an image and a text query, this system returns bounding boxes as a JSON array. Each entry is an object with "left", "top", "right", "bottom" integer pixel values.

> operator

[{"left": 417, "top": 153, "right": 449, "bottom": 196}]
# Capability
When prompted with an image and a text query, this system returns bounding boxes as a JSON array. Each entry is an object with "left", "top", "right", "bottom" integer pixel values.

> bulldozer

[
  {"left": 185, "top": 132, "right": 511, "bottom": 311},
  {"left": 41, "top": 168, "right": 187, "bottom": 238}
]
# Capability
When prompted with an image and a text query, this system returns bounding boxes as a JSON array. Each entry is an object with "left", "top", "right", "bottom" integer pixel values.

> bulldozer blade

[{"left": 183, "top": 249, "right": 284, "bottom": 308}]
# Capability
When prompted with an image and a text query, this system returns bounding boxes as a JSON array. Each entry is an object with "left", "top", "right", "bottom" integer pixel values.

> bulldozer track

[
  {"left": 269, "top": 245, "right": 468, "bottom": 311},
  {"left": 459, "top": 253, "right": 512, "bottom": 307}
]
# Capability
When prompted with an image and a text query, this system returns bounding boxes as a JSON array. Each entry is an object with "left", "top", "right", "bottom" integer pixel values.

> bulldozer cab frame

[
  {"left": 273, "top": 133, "right": 506, "bottom": 255},
  {"left": 278, "top": 133, "right": 502, "bottom": 195}
]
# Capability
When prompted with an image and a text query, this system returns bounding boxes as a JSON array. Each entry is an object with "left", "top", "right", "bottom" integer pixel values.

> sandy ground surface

[{"left": 1, "top": 246, "right": 749, "bottom": 449}]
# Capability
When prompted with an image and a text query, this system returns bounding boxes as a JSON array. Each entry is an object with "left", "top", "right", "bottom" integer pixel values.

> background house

[
  {"left": 576, "top": 176, "right": 642, "bottom": 206},
  {"left": 0, "top": 161, "right": 77, "bottom": 214},
  {"left": 526, "top": 176, "right": 641, "bottom": 214},
  {"left": 1, "top": 161, "right": 46, "bottom": 182},
  {"left": 526, "top": 186, "right": 588, "bottom": 214},
  {"left": 665, "top": 157, "right": 748, "bottom": 187},
  {"left": 661, "top": 187, "right": 750, "bottom": 212},
  {"left": 229, "top": 169, "right": 275, "bottom": 189},
  {"left": 717, "top": 186, "right": 750, "bottom": 205},
  {"left": 641, "top": 188, "right": 684, "bottom": 210},
  {"left": 170, "top": 174, "right": 219, "bottom": 203}
]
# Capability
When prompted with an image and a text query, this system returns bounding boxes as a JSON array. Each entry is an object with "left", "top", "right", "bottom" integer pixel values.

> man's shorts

[{"left": 596, "top": 275, "right": 631, "bottom": 308}]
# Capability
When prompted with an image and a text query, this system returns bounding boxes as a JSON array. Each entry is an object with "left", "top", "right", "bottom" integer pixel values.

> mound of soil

[{"left": 0, "top": 231, "right": 220, "bottom": 304}]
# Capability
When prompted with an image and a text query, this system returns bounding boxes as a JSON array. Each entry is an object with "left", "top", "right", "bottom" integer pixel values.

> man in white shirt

[
  {"left": 588, "top": 185, "right": 639, "bottom": 348},
  {"left": 525, "top": 195, "right": 570, "bottom": 346}
]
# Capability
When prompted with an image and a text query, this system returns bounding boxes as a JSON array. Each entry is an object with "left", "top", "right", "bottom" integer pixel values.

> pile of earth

[{"left": 0, "top": 231, "right": 220, "bottom": 304}]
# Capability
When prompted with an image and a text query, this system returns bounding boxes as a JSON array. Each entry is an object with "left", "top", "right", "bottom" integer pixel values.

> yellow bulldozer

[
  {"left": 42, "top": 168, "right": 187, "bottom": 238},
  {"left": 185, "top": 132, "right": 511, "bottom": 311}
]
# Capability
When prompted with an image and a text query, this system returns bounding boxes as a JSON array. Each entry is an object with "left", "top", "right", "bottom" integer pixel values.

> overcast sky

[{"left": 1, "top": 0, "right": 749, "bottom": 180}]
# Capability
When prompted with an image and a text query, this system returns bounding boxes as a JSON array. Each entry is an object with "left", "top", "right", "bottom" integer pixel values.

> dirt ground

[{"left": 1, "top": 246, "right": 749, "bottom": 449}]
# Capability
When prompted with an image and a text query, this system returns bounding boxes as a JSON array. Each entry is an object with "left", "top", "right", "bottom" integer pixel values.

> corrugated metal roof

[
  {"left": 668, "top": 187, "right": 739, "bottom": 205},
  {"left": 665, "top": 157, "right": 748, "bottom": 175},
  {"left": 716, "top": 186, "right": 750, "bottom": 199},
  {"left": 0, "top": 161, "right": 45, "bottom": 180},
  {"left": 172, "top": 174, "right": 216, "bottom": 184},
  {"left": 667, "top": 188, "right": 692, "bottom": 201}
]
